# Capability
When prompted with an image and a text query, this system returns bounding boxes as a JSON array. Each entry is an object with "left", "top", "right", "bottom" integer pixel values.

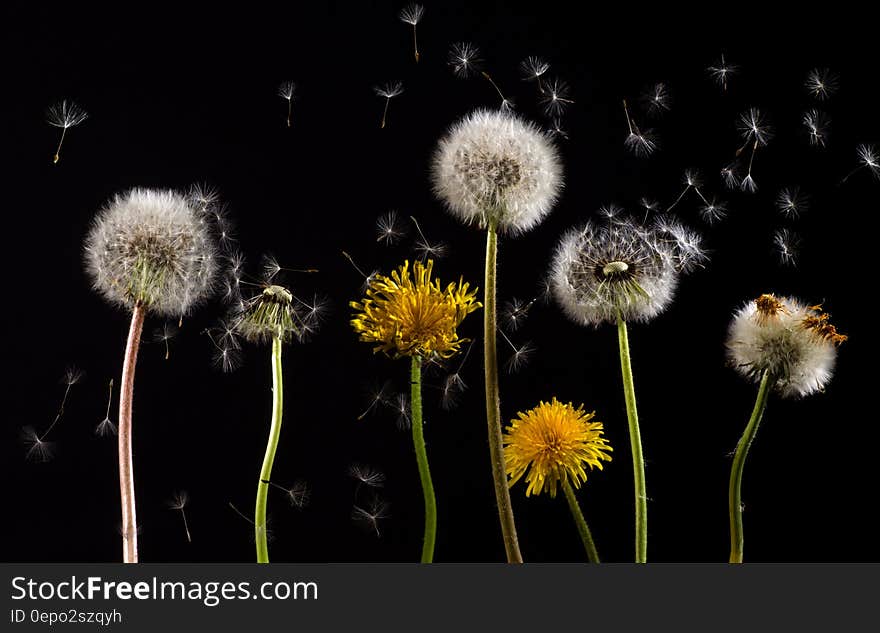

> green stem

[
  {"left": 728, "top": 370, "right": 772, "bottom": 563},
  {"left": 255, "top": 335, "right": 284, "bottom": 563},
  {"left": 410, "top": 356, "right": 437, "bottom": 562},
  {"left": 562, "top": 479, "right": 600, "bottom": 563},
  {"left": 484, "top": 223, "right": 523, "bottom": 563},
  {"left": 616, "top": 315, "right": 647, "bottom": 563}
]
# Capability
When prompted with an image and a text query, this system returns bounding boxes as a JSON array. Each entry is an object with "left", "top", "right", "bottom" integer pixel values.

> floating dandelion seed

[
  {"left": 262, "top": 478, "right": 311, "bottom": 509},
  {"left": 448, "top": 42, "right": 483, "bottom": 78},
  {"left": 666, "top": 169, "right": 702, "bottom": 213},
  {"left": 541, "top": 78, "right": 574, "bottom": 116},
  {"left": 399, "top": 3, "right": 424, "bottom": 63},
  {"left": 642, "top": 82, "right": 671, "bottom": 116},
  {"left": 357, "top": 380, "right": 393, "bottom": 420},
  {"left": 376, "top": 210, "right": 407, "bottom": 245},
  {"left": 498, "top": 329, "right": 534, "bottom": 374},
  {"left": 47, "top": 99, "right": 88, "bottom": 164},
  {"left": 547, "top": 118, "right": 569, "bottom": 140},
  {"left": 25, "top": 366, "right": 84, "bottom": 460},
  {"left": 502, "top": 297, "right": 537, "bottom": 332},
  {"left": 721, "top": 161, "right": 742, "bottom": 190},
  {"left": 96, "top": 379, "right": 117, "bottom": 437},
  {"left": 773, "top": 228, "right": 801, "bottom": 267},
  {"left": 352, "top": 496, "right": 390, "bottom": 537},
  {"left": 802, "top": 109, "right": 830, "bottom": 148},
  {"left": 341, "top": 251, "right": 380, "bottom": 293},
  {"left": 228, "top": 502, "right": 274, "bottom": 544},
  {"left": 278, "top": 81, "right": 296, "bottom": 127},
  {"left": 410, "top": 216, "right": 448, "bottom": 260},
  {"left": 392, "top": 392, "right": 411, "bottom": 430},
  {"left": 776, "top": 187, "right": 808, "bottom": 218},
  {"left": 440, "top": 339, "right": 474, "bottom": 410},
  {"left": 699, "top": 197, "right": 728, "bottom": 224},
  {"left": 168, "top": 491, "right": 191, "bottom": 543},
  {"left": 374, "top": 81, "right": 404, "bottom": 129},
  {"left": 841, "top": 143, "right": 880, "bottom": 184},
  {"left": 520, "top": 56, "right": 550, "bottom": 93},
  {"left": 622, "top": 99, "right": 657, "bottom": 157},
  {"left": 204, "top": 321, "right": 243, "bottom": 373},
  {"left": 153, "top": 322, "right": 179, "bottom": 360},
  {"left": 736, "top": 108, "right": 773, "bottom": 193},
  {"left": 349, "top": 464, "right": 386, "bottom": 492},
  {"left": 640, "top": 198, "right": 659, "bottom": 220},
  {"left": 708, "top": 53, "right": 738, "bottom": 91},
  {"left": 805, "top": 68, "right": 838, "bottom": 100}
]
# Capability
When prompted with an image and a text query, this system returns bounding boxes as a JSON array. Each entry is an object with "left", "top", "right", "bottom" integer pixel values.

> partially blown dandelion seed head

[
  {"left": 84, "top": 188, "right": 219, "bottom": 317},
  {"left": 551, "top": 216, "right": 705, "bottom": 326},
  {"left": 350, "top": 259, "right": 481, "bottom": 360},
  {"left": 47, "top": 100, "right": 88, "bottom": 128},
  {"left": 727, "top": 294, "right": 846, "bottom": 398},
  {"left": 431, "top": 109, "right": 563, "bottom": 234},
  {"left": 232, "top": 282, "right": 315, "bottom": 345},
  {"left": 503, "top": 397, "right": 612, "bottom": 498}
]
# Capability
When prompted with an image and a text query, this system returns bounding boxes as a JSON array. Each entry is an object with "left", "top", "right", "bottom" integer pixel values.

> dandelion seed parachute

[{"left": 431, "top": 109, "right": 563, "bottom": 235}]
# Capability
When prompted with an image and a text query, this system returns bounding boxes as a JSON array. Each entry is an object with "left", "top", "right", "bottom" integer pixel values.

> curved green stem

[
  {"left": 616, "top": 315, "right": 647, "bottom": 563},
  {"left": 484, "top": 223, "right": 523, "bottom": 563},
  {"left": 410, "top": 357, "right": 437, "bottom": 562},
  {"left": 729, "top": 369, "right": 773, "bottom": 563},
  {"left": 255, "top": 335, "right": 284, "bottom": 563},
  {"left": 562, "top": 479, "right": 600, "bottom": 563}
]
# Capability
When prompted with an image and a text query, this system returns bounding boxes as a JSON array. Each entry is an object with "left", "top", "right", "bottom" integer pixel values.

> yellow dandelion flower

[
  {"left": 504, "top": 397, "right": 612, "bottom": 498},
  {"left": 350, "top": 259, "right": 481, "bottom": 359}
]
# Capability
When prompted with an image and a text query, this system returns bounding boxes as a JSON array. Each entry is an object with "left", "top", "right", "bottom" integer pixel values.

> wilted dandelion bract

[{"left": 47, "top": 99, "right": 88, "bottom": 163}]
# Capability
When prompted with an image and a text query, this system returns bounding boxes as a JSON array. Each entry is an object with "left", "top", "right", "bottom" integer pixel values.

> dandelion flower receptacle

[
  {"left": 432, "top": 109, "right": 562, "bottom": 563},
  {"left": 726, "top": 294, "right": 846, "bottom": 563},
  {"left": 504, "top": 398, "right": 612, "bottom": 562},
  {"left": 84, "top": 188, "right": 219, "bottom": 562},
  {"left": 351, "top": 259, "right": 480, "bottom": 562},
  {"left": 550, "top": 214, "right": 705, "bottom": 563}
]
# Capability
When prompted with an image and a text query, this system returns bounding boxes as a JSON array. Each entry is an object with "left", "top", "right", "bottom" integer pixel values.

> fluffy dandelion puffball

[
  {"left": 84, "top": 188, "right": 218, "bottom": 317},
  {"left": 727, "top": 294, "right": 847, "bottom": 398},
  {"left": 551, "top": 217, "right": 705, "bottom": 326},
  {"left": 504, "top": 398, "right": 612, "bottom": 498},
  {"left": 350, "top": 259, "right": 481, "bottom": 359},
  {"left": 431, "top": 109, "right": 563, "bottom": 234}
]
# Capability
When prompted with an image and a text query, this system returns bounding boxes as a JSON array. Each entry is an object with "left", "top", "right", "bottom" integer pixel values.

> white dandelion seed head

[
  {"left": 431, "top": 109, "right": 563, "bottom": 235},
  {"left": 727, "top": 295, "right": 843, "bottom": 398},
  {"left": 47, "top": 100, "right": 88, "bottom": 128},
  {"left": 399, "top": 3, "right": 424, "bottom": 25},
  {"left": 84, "top": 188, "right": 219, "bottom": 317},
  {"left": 550, "top": 217, "right": 693, "bottom": 327},
  {"left": 374, "top": 81, "right": 404, "bottom": 99},
  {"left": 805, "top": 68, "right": 838, "bottom": 100}
]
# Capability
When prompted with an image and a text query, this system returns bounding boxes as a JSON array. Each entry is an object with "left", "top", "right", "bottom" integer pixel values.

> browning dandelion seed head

[
  {"left": 431, "top": 109, "right": 563, "bottom": 235},
  {"left": 727, "top": 294, "right": 845, "bottom": 398},
  {"left": 84, "top": 188, "right": 219, "bottom": 317}
]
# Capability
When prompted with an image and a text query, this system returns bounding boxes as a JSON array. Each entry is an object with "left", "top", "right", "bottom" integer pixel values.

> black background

[{"left": 2, "top": 2, "right": 876, "bottom": 563}]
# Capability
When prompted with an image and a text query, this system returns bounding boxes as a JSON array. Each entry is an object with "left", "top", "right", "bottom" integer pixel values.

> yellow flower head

[
  {"left": 350, "top": 259, "right": 481, "bottom": 359},
  {"left": 504, "top": 397, "right": 612, "bottom": 498}
]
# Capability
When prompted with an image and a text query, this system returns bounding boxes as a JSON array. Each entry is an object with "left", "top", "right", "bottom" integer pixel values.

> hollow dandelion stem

[
  {"left": 617, "top": 313, "right": 647, "bottom": 563},
  {"left": 562, "top": 479, "right": 600, "bottom": 563},
  {"left": 119, "top": 303, "right": 146, "bottom": 563},
  {"left": 410, "top": 356, "right": 437, "bottom": 562},
  {"left": 729, "top": 369, "right": 772, "bottom": 563},
  {"left": 485, "top": 221, "right": 523, "bottom": 563},
  {"left": 255, "top": 335, "right": 284, "bottom": 563}
]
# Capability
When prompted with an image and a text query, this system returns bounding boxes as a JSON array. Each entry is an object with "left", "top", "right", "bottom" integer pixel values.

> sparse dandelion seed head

[
  {"left": 448, "top": 42, "right": 482, "bottom": 78},
  {"left": 47, "top": 100, "right": 88, "bottom": 128},
  {"left": 233, "top": 283, "right": 302, "bottom": 344},
  {"left": 374, "top": 81, "right": 404, "bottom": 99},
  {"left": 551, "top": 215, "right": 705, "bottom": 326},
  {"left": 727, "top": 294, "right": 845, "bottom": 398},
  {"left": 806, "top": 68, "right": 838, "bottom": 100},
  {"left": 399, "top": 3, "right": 424, "bottom": 25},
  {"left": 431, "top": 109, "right": 563, "bottom": 234},
  {"left": 350, "top": 259, "right": 481, "bottom": 360},
  {"left": 84, "top": 188, "right": 219, "bottom": 317},
  {"left": 503, "top": 397, "right": 612, "bottom": 498}
]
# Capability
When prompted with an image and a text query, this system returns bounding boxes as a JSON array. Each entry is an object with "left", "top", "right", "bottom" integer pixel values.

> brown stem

[{"left": 119, "top": 303, "right": 145, "bottom": 563}]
